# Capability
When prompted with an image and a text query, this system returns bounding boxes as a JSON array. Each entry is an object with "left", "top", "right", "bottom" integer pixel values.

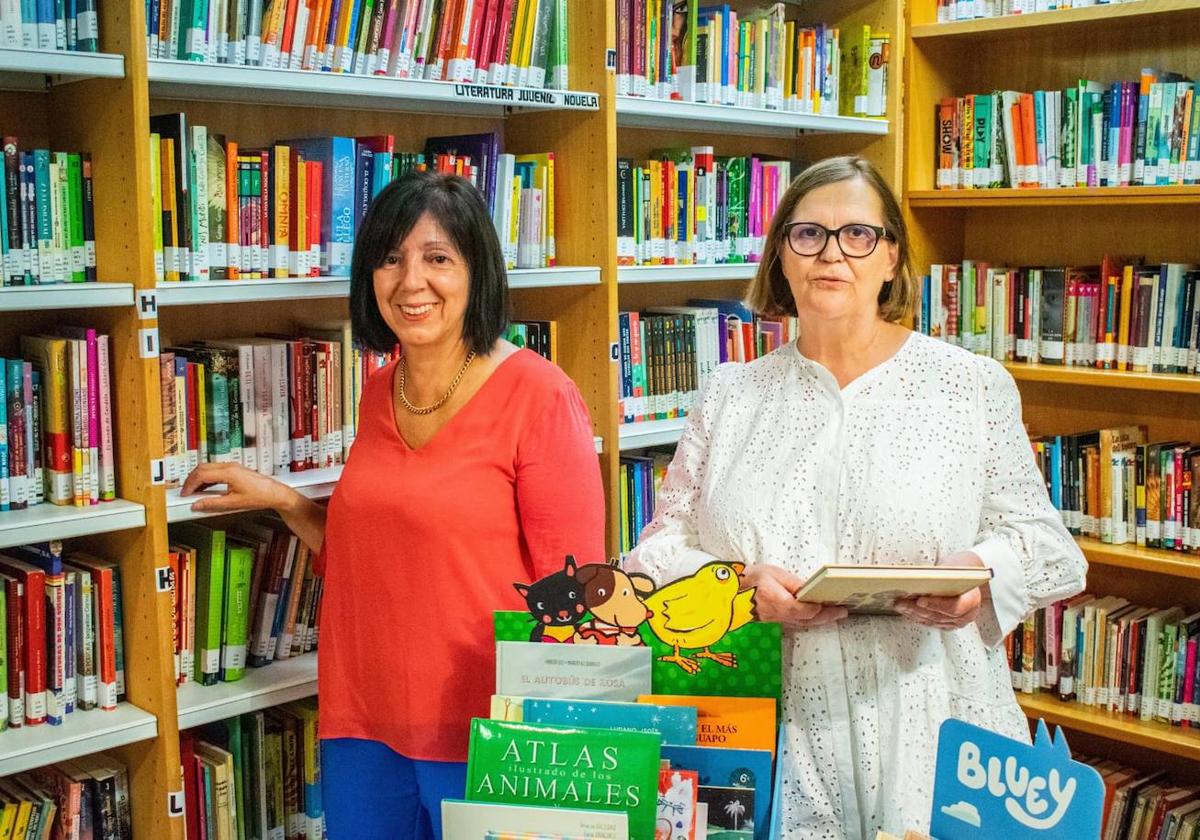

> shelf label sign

[
  {"left": 137, "top": 290, "right": 158, "bottom": 320},
  {"left": 155, "top": 566, "right": 173, "bottom": 593},
  {"left": 168, "top": 790, "right": 185, "bottom": 819},
  {"left": 150, "top": 457, "right": 165, "bottom": 485},
  {"left": 450, "top": 84, "right": 598, "bottom": 110},
  {"left": 930, "top": 718, "right": 1104, "bottom": 840},
  {"left": 139, "top": 327, "right": 160, "bottom": 358}
]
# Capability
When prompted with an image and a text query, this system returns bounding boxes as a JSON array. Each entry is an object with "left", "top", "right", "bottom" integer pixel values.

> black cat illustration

[{"left": 513, "top": 554, "right": 589, "bottom": 643}]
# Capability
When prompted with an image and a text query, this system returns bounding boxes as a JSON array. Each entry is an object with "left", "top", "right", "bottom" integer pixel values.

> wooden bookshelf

[
  {"left": 1016, "top": 694, "right": 1200, "bottom": 762},
  {"left": 0, "top": 0, "right": 915, "bottom": 829},
  {"left": 1078, "top": 537, "right": 1200, "bottom": 580},
  {"left": 908, "top": 186, "right": 1200, "bottom": 207},
  {"left": 911, "top": 0, "right": 1200, "bottom": 40},
  {"left": 905, "top": 0, "right": 1200, "bottom": 771}
]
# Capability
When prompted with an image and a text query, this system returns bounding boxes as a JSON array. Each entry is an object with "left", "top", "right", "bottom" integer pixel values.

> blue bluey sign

[{"left": 930, "top": 718, "right": 1104, "bottom": 840}]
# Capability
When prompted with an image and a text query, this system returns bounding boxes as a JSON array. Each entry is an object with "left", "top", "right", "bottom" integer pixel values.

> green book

[
  {"left": 223, "top": 717, "right": 248, "bottom": 840},
  {"left": 465, "top": 718, "right": 660, "bottom": 840},
  {"left": 67, "top": 154, "right": 85, "bottom": 282},
  {"left": 241, "top": 712, "right": 268, "bottom": 840},
  {"left": 175, "top": 523, "right": 227, "bottom": 685},
  {"left": 220, "top": 541, "right": 253, "bottom": 682},
  {"left": 717, "top": 156, "right": 747, "bottom": 263},
  {"left": 548, "top": 0, "right": 569, "bottom": 90}
]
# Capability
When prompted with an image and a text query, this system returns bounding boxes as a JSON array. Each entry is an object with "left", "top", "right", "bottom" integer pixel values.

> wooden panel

[
  {"left": 1018, "top": 693, "right": 1200, "bottom": 761},
  {"left": 914, "top": 0, "right": 1200, "bottom": 40},
  {"left": 1027, "top": 725, "right": 1200, "bottom": 781},
  {"left": 617, "top": 278, "right": 751, "bottom": 313},
  {"left": 0, "top": 92, "right": 51, "bottom": 144},
  {"left": 1081, "top": 537, "right": 1200, "bottom": 581},
  {"left": 158, "top": 298, "right": 351, "bottom": 346},
  {"left": 1085, "top": 562, "right": 1200, "bottom": 613},
  {"left": 617, "top": 127, "right": 796, "bottom": 162}
]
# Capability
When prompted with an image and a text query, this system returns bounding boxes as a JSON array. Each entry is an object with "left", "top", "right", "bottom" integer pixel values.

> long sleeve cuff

[{"left": 971, "top": 535, "right": 1027, "bottom": 648}]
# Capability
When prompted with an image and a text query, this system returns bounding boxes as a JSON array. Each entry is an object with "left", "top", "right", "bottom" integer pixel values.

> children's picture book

[
  {"left": 638, "top": 696, "right": 776, "bottom": 757},
  {"left": 697, "top": 785, "right": 755, "bottom": 839},
  {"left": 792, "top": 565, "right": 994, "bottom": 615},
  {"left": 656, "top": 768, "right": 698, "bottom": 840},
  {"left": 523, "top": 698, "right": 697, "bottom": 745},
  {"left": 495, "top": 641, "right": 651, "bottom": 701},
  {"left": 660, "top": 744, "right": 772, "bottom": 840},
  {"left": 465, "top": 719, "right": 661, "bottom": 840},
  {"left": 443, "top": 799, "right": 629, "bottom": 839}
]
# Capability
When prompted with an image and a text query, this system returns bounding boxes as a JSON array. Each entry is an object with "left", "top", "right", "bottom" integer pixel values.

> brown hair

[{"left": 744, "top": 155, "right": 915, "bottom": 323}]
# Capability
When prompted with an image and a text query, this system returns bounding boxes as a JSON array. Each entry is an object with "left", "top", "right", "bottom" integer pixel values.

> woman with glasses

[{"left": 626, "top": 156, "right": 1086, "bottom": 839}]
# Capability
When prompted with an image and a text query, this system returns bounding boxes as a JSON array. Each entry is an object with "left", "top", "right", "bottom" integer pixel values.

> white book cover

[
  {"left": 442, "top": 800, "right": 628, "bottom": 840},
  {"left": 494, "top": 641, "right": 651, "bottom": 700}
]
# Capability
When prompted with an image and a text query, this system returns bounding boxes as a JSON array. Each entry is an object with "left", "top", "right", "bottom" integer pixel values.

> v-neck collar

[{"left": 386, "top": 349, "right": 525, "bottom": 452}]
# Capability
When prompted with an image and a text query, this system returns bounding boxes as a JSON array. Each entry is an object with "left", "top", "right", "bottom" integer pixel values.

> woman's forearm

[{"left": 276, "top": 488, "right": 328, "bottom": 555}]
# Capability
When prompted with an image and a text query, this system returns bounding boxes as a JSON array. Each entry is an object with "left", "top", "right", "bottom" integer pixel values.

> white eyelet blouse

[{"left": 624, "top": 330, "right": 1088, "bottom": 840}]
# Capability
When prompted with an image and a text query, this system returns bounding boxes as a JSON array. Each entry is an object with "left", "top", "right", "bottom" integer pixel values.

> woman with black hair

[{"left": 180, "top": 171, "right": 606, "bottom": 839}]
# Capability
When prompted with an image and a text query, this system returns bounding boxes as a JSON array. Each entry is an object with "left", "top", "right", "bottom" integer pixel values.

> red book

[
  {"left": 1, "top": 573, "right": 24, "bottom": 727},
  {"left": 287, "top": 341, "right": 306, "bottom": 472},
  {"left": 463, "top": 0, "right": 489, "bottom": 80},
  {"left": 0, "top": 556, "right": 45, "bottom": 724},
  {"left": 279, "top": 0, "right": 301, "bottom": 67},
  {"left": 307, "top": 161, "right": 322, "bottom": 277},
  {"left": 180, "top": 733, "right": 201, "bottom": 840},
  {"left": 431, "top": 0, "right": 463, "bottom": 80},
  {"left": 474, "top": 0, "right": 500, "bottom": 77},
  {"left": 185, "top": 362, "right": 200, "bottom": 464}
]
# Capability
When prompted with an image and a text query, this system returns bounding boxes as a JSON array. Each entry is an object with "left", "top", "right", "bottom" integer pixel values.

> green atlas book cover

[
  {"left": 465, "top": 718, "right": 660, "bottom": 840},
  {"left": 493, "top": 611, "right": 782, "bottom": 701}
]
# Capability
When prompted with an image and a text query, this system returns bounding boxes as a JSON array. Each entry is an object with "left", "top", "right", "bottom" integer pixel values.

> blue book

[
  {"left": 522, "top": 698, "right": 698, "bottom": 746},
  {"left": 282, "top": 137, "right": 357, "bottom": 277},
  {"left": 662, "top": 743, "right": 773, "bottom": 840}
]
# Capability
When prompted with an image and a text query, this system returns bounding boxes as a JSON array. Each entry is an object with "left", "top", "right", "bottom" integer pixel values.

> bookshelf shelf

[
  {"left": 166, "top": 466, "right": 344, "bottom": 523},
  {"left": 176, "top": 654, "right": 318, "bottom": 731},
  {"left": 508, "top": 267, "right": 603, "bottom": 289},
  {"left": 153, "top": 267, "right": 600, "bottom": 305},
  {"left": 617, "top": 264, "right": 758, "bottom": 284},
  {"left": 0, "top": 499, "right": 146, "bottom": 550},
  {"left": 1077, "top": 537, "right": 1200, "bottom": 580},
  {"left": 911, "top": 0, "right": 1200, "bottom": 39},
  {"left": 0, "top": 48, "right": 125, "bottom": 89},
  {"left": 1016, "top": 693, "right": 1200, "bottom": 760},
  {"left": 0, "top": 283, "right": 135, "bottom": 311},
  {"left": 618, "top": 418, "right": 686, "bottom": 450},
  {"left": 616, "top": 95, "right": 890, "bottom": 138},
  {"left": 146, "top": 60, "right": 600, "bottom": 116},
  {"left": 908, "top": 186, "right": 1200, "bottom": 208},
  {"left": 1003, "top": 362, "right": 1200, "bottom": 394},
  {"left": 0, "top": 704, "right": 158, "bottom": 778}
]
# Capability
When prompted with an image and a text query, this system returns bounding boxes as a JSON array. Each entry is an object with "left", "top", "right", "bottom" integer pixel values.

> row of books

[
  {"left": 180, "top": 702, "right": 322, "bottom": 840},
  {"left": 1028, "top": 425, "right": 1199, "bottom": 550},
  {"left": 503, "top": 320, "right": 557, "bottom": 363},
  {"left": 935, "top": 0, "right": 1148, "bottom": 23},
  {"left": 146, "top": 0, "right": 570, "bottom": 89},
  {"left": 2, "top": 139, "right": 98, "bottom": 286},
  {"left": 0, "top": 543, "right": 126, "bottom": 731},
  {"left": 914, "top": 259, "right": 1200, "bottom": 374},
  {"left": 0, "top": 0, "right": 99, "bottom": 52},
  {"left": 935, "top": 71, "right": 1200, "bottom": 190},
  {"left": 158, "top": 325, "right": 397, "bottom": 486},
  {"left": 1084, "top": 755, "right": 1199, "bottom": 840},
  {"left": 617, "top": 299, "right": 799, "bottom": 424},
  {"left": 1008, "top": 593, "right": 1198, "bottom": 730},
  {"left": 9, "top": 330, "right": 117, "bottom": 510},
  {"left": 618, "top": 451, "right": 670, "bottom": 555},
  {"left": 617, "top": 3, "right": 889, "bottom": 120},
  {"left": 0, "top": 753, "right": 131, "bottom": 840},
  {"left": 617, "top": 150, "right": 791, "bottom": 267},
  {"left": 149, "top": 118, "right": 556, "bottom": 282},
  {"left": 168, "top": 519, "right": 319, "bottom": 688}
]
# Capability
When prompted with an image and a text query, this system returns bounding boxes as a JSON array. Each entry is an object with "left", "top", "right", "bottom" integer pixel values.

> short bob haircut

[
  {"left": 745, "top": 155, "right": 915, "bottom": 324},
  {"left": 350, "top": 170, "right": 508, "bottom": 356}
]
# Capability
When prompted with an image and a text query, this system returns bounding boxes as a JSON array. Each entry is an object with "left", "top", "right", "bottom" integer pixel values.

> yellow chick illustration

[{"left": 643, "top": 561, "right": 757, "bottom": 674}]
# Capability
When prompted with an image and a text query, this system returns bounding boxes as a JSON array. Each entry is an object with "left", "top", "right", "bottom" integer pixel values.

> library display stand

[{"left": 905, "top": 0, "right": 1200, "bottom": 782}]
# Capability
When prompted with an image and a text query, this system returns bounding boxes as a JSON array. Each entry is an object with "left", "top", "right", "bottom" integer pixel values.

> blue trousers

[{"left": 321, "top": 738, "right": 467, "bottom": 839}]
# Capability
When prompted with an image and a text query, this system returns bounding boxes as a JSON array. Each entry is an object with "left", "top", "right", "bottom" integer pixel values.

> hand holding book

[
  {"left": 738, "top": 563, "right": 849, "bottom": 630},
  {"left": 893, "top": 551, "right": 989, "bottom": 630}
]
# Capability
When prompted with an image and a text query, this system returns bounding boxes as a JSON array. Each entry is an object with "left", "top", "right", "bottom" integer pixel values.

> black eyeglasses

[{"left": 782, "top": 222, "right": 893, "bottom": 258}]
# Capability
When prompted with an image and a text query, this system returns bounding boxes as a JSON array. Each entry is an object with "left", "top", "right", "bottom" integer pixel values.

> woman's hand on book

[
  {"left": 179, "top": 462, "right": 299, "bottom": 515},
  {"left": 893, "top": 550, "right": 986, "bottom": 630},
  {"left": 741, "top": 564, "right": 848, "bottom": 630}
]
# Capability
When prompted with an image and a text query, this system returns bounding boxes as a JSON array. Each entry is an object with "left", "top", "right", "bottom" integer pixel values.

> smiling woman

[{"left": 179, "top": 170, "right": 607, "bottom": 840}]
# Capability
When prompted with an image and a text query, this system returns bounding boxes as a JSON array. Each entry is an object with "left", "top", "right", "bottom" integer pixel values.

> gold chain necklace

[{"left": 397, "top": 350, "right": 476, "bottom": 415}]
